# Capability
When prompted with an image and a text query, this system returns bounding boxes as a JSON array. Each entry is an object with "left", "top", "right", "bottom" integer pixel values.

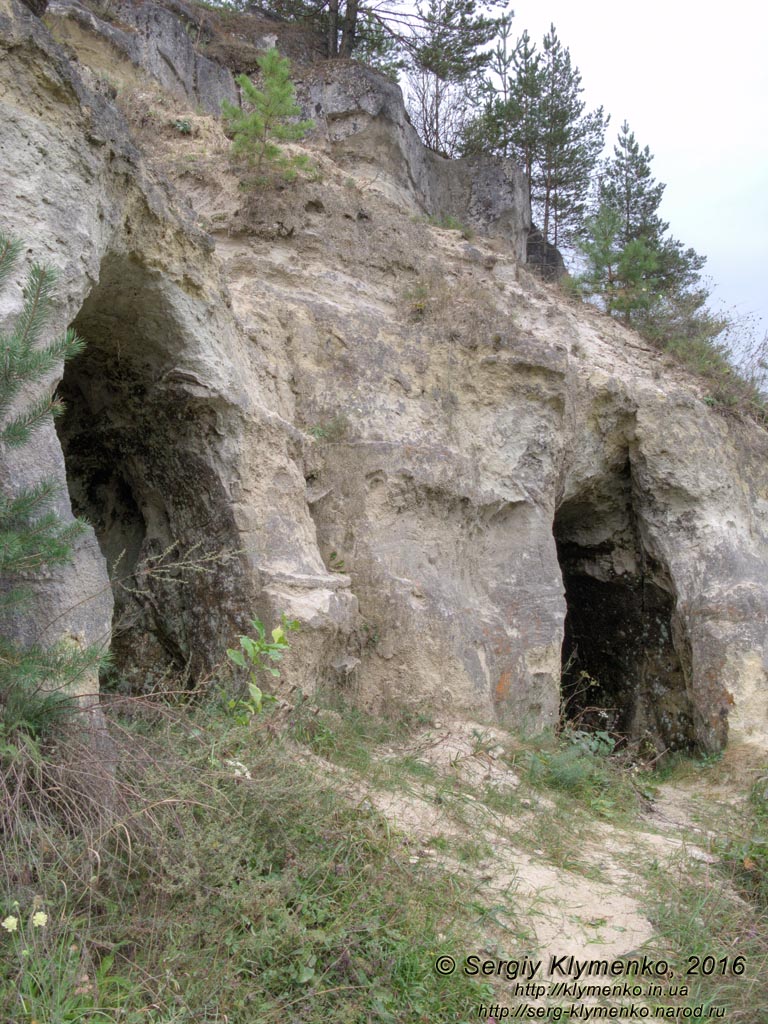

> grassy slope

[{"left": 2, "top": 698, "right": 768, "bottom": 1023}]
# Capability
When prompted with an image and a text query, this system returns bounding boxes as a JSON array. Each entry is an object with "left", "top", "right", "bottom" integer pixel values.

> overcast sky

[{"left": 506, "top": 0, "right": 767, "bottom": 339}]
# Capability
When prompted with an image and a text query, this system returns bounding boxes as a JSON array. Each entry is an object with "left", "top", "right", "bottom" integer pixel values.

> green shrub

[
  {"left": 307, "top": 413, "right": 351, "bottom": 442},
  {"left": 225, "top": 613, "right": 299, "bottom": 722},
  {"left": 404, "top": 279, "right": 433, "bottom": 317},
  {"left": 427, "top": 213, "right": 474, "bottom": 238}
]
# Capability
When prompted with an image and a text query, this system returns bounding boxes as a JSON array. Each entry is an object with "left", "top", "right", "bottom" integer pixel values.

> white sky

[{"left": 507, "top": 0, "right": 768, "bottom": 338}]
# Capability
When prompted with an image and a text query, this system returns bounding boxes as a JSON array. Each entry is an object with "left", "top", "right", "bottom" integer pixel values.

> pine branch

[
  {"left": 12, "top": 264, "right": 58, "bottom": 358},
  {"left": 1, "top": 391, "right": 62, "bottom": 448},
  {"left": 0, "top": 326, "right": 83, "bottom": 424},
  {"left": 0, "top": 231, "right": 22, "bottom": 289},
  {"left": 0, "top": 478, "right": 61, "bottom": 527},
  {"left": 0, "top": 229, "right": 99, "bottom": 751},
  {"left": 0, "top": 513, "right": 85, "bottom": 574}
]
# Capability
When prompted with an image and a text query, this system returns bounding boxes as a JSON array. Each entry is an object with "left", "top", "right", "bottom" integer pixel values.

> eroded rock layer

[{"left": 2, "top": 0, "right": 767, "bottom": 751}]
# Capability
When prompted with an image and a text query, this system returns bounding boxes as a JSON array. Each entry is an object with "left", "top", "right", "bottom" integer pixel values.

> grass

[
  {"left": 561, "top": 265, "right": 768, "bottom": 424},
  {"left": 306, "top": 413, "right": 351, "bottom": 442},
  {"left": 601, "top": 750, "right": 768, "bottom": 1023},
  {"left": 720, "top": 772, "right": 768, "bottom": 907},
  {"left": 663, "top": 332, "right": 768, "bottom": 424},
  {"left": 426, "top": 214, "right": 475, "bottom": 240},
  {"left": 500, "top": 726, "right": 644, "bottom": 821},
  {"left": 0, "top": 697, "right": 492, "bottom": 1023},
  {"left": 403, "top": 278, "right": 435, "bottom": 318},
  {"left": 291, "top": 701, "right": 647, "bottom": 882},
  {"left": 3, "top": 687, "right": 767, "bottom": 1022},
  {"left": 286, "top": 696, "right": 413, "bottom": 769},
  {"left": 642, "top": 853, "right": 768, "bottom": 1022}
]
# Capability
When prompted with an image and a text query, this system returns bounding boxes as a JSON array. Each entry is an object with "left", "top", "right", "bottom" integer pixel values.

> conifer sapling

[
  {"left": 0, "top": 230, "right": 103, "bottom": 744},
  {"left": 221, "top": 48, "right": 314, "bottom": 185}
]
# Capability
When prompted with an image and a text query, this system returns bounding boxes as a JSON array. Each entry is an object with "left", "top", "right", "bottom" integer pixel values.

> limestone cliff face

[{"left": 2, "top": 0, "right": 767, "bottom": 752}]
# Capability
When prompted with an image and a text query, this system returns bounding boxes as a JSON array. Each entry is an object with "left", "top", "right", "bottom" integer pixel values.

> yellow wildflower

[
  {"left": 31, "top": 911, "right": 48, "bottom": 928},
  {"left": 1, "top": 916, "right": 19, "bottom": 933}
]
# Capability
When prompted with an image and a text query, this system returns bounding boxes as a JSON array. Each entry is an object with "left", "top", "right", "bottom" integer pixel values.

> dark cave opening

[
  {"left": 54, "top": 255, "right": 243, "bottom": 691},
  {"left": 554, "top": 462, "right": 696, "bottom": 753}
]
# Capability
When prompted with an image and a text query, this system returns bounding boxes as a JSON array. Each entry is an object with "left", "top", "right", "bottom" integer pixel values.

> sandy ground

[{"left": 301, "top": 717, "right": 764, "bottom": 1010}]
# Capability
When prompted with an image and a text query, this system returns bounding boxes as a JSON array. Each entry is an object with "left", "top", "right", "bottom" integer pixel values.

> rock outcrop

[
  {"left": 300, "top": 61, "right": 530, "bottom": 258},
  {"left": 47, "top": 0, "right": 238, "bottom": 114},
  {"left": 526, "top": 227, "right": 566, "bottom": 281},
  {"left": 2, "top": 0, "right": 767, "bottom": 753}
]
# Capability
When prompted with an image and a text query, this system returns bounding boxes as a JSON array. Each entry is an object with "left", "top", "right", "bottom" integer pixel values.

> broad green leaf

[
  {"left": 247, "top": 685, "right": 263, "bottom": 712},
  {"left": 227, "top": 648, "right": 246, "bottom": 668},
  {"left": 249, "top": 619, "right": 266, "bottom": 640}
]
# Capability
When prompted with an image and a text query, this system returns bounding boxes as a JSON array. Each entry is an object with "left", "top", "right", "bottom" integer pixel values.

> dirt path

[{"left": 317, "top": 719, "right": 764, "bottom": 985}]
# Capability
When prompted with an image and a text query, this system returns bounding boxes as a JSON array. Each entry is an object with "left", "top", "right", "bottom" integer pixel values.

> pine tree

[
  {"left": 345, "top": 11, "right": 403, "bottom": 76},
  {"left": 582, "top": 122, "right": 711, "bottom": 332},
  {"left": 410, "top": 0, "right": 499, "bottom": 82},
  {"left": 257, "top": 0, "right": 504, "bottom": 69},
  {"left": 594, "top": 121, "right": 705, "bottom": 298},
  {"left": 597, "top": 120, "right": 666, "bottom": 246},
  {"left": 0, "top": 231, "right": 101, "bottom": 745},
  {"left": 483, "top": 12, "right": 515, "bottom": 117},
  {"left": 221, "top": 49, "right": 314, "bottom": 185},
  {"left": 578, "top": 204, "right": 660, "bottom": 323},
  {"left": 462, "top": 27, "right": 543, "bottom": 176},
  {"left": 463, "top": 24, "right": 606, "bottom": 250},
  {"left": 536, "top": 25, "right": 607, "bottom": 249},
  {"left": 507, "top": 29, "right": 544, "bottom": 184}
]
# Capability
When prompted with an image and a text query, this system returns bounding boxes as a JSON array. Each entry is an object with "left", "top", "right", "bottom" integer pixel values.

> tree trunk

[
  {"left": 339, "top": 0, "right": 358, "bottom": 57},
  {"left": 328, "top": 0, "right": 339, "bottom": 57}
]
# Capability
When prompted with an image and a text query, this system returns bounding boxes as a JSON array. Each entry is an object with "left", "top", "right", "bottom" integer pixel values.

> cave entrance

[
  {"left": 553, "top": 460, "right": 695, "bottom": 753},
  {"left": 55, "top": 254, "right": 243, "bottom": 692}
]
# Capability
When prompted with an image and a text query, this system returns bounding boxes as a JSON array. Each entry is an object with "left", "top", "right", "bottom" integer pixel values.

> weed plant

[
  {"left": 508, "top": 726, "right": 640, "bottom": 820},
  {"left": 663, "top": 331, "right": 768, "bottom": 424},
  {"left": 307, "top": 413, "right": 351, "bottom": 442}
]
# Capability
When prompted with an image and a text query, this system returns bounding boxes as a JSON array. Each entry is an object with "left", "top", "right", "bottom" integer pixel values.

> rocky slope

[{"left": 2, "top": 0, "right": 767, "bottom": 754}]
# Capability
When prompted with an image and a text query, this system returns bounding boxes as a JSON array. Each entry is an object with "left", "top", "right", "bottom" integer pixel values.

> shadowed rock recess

[
  {"left": 554, "top": 459, "right": 693, "bottom": 751},
  {"left": 2, "top": 0, "right": 768, "bottom": 752}
]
